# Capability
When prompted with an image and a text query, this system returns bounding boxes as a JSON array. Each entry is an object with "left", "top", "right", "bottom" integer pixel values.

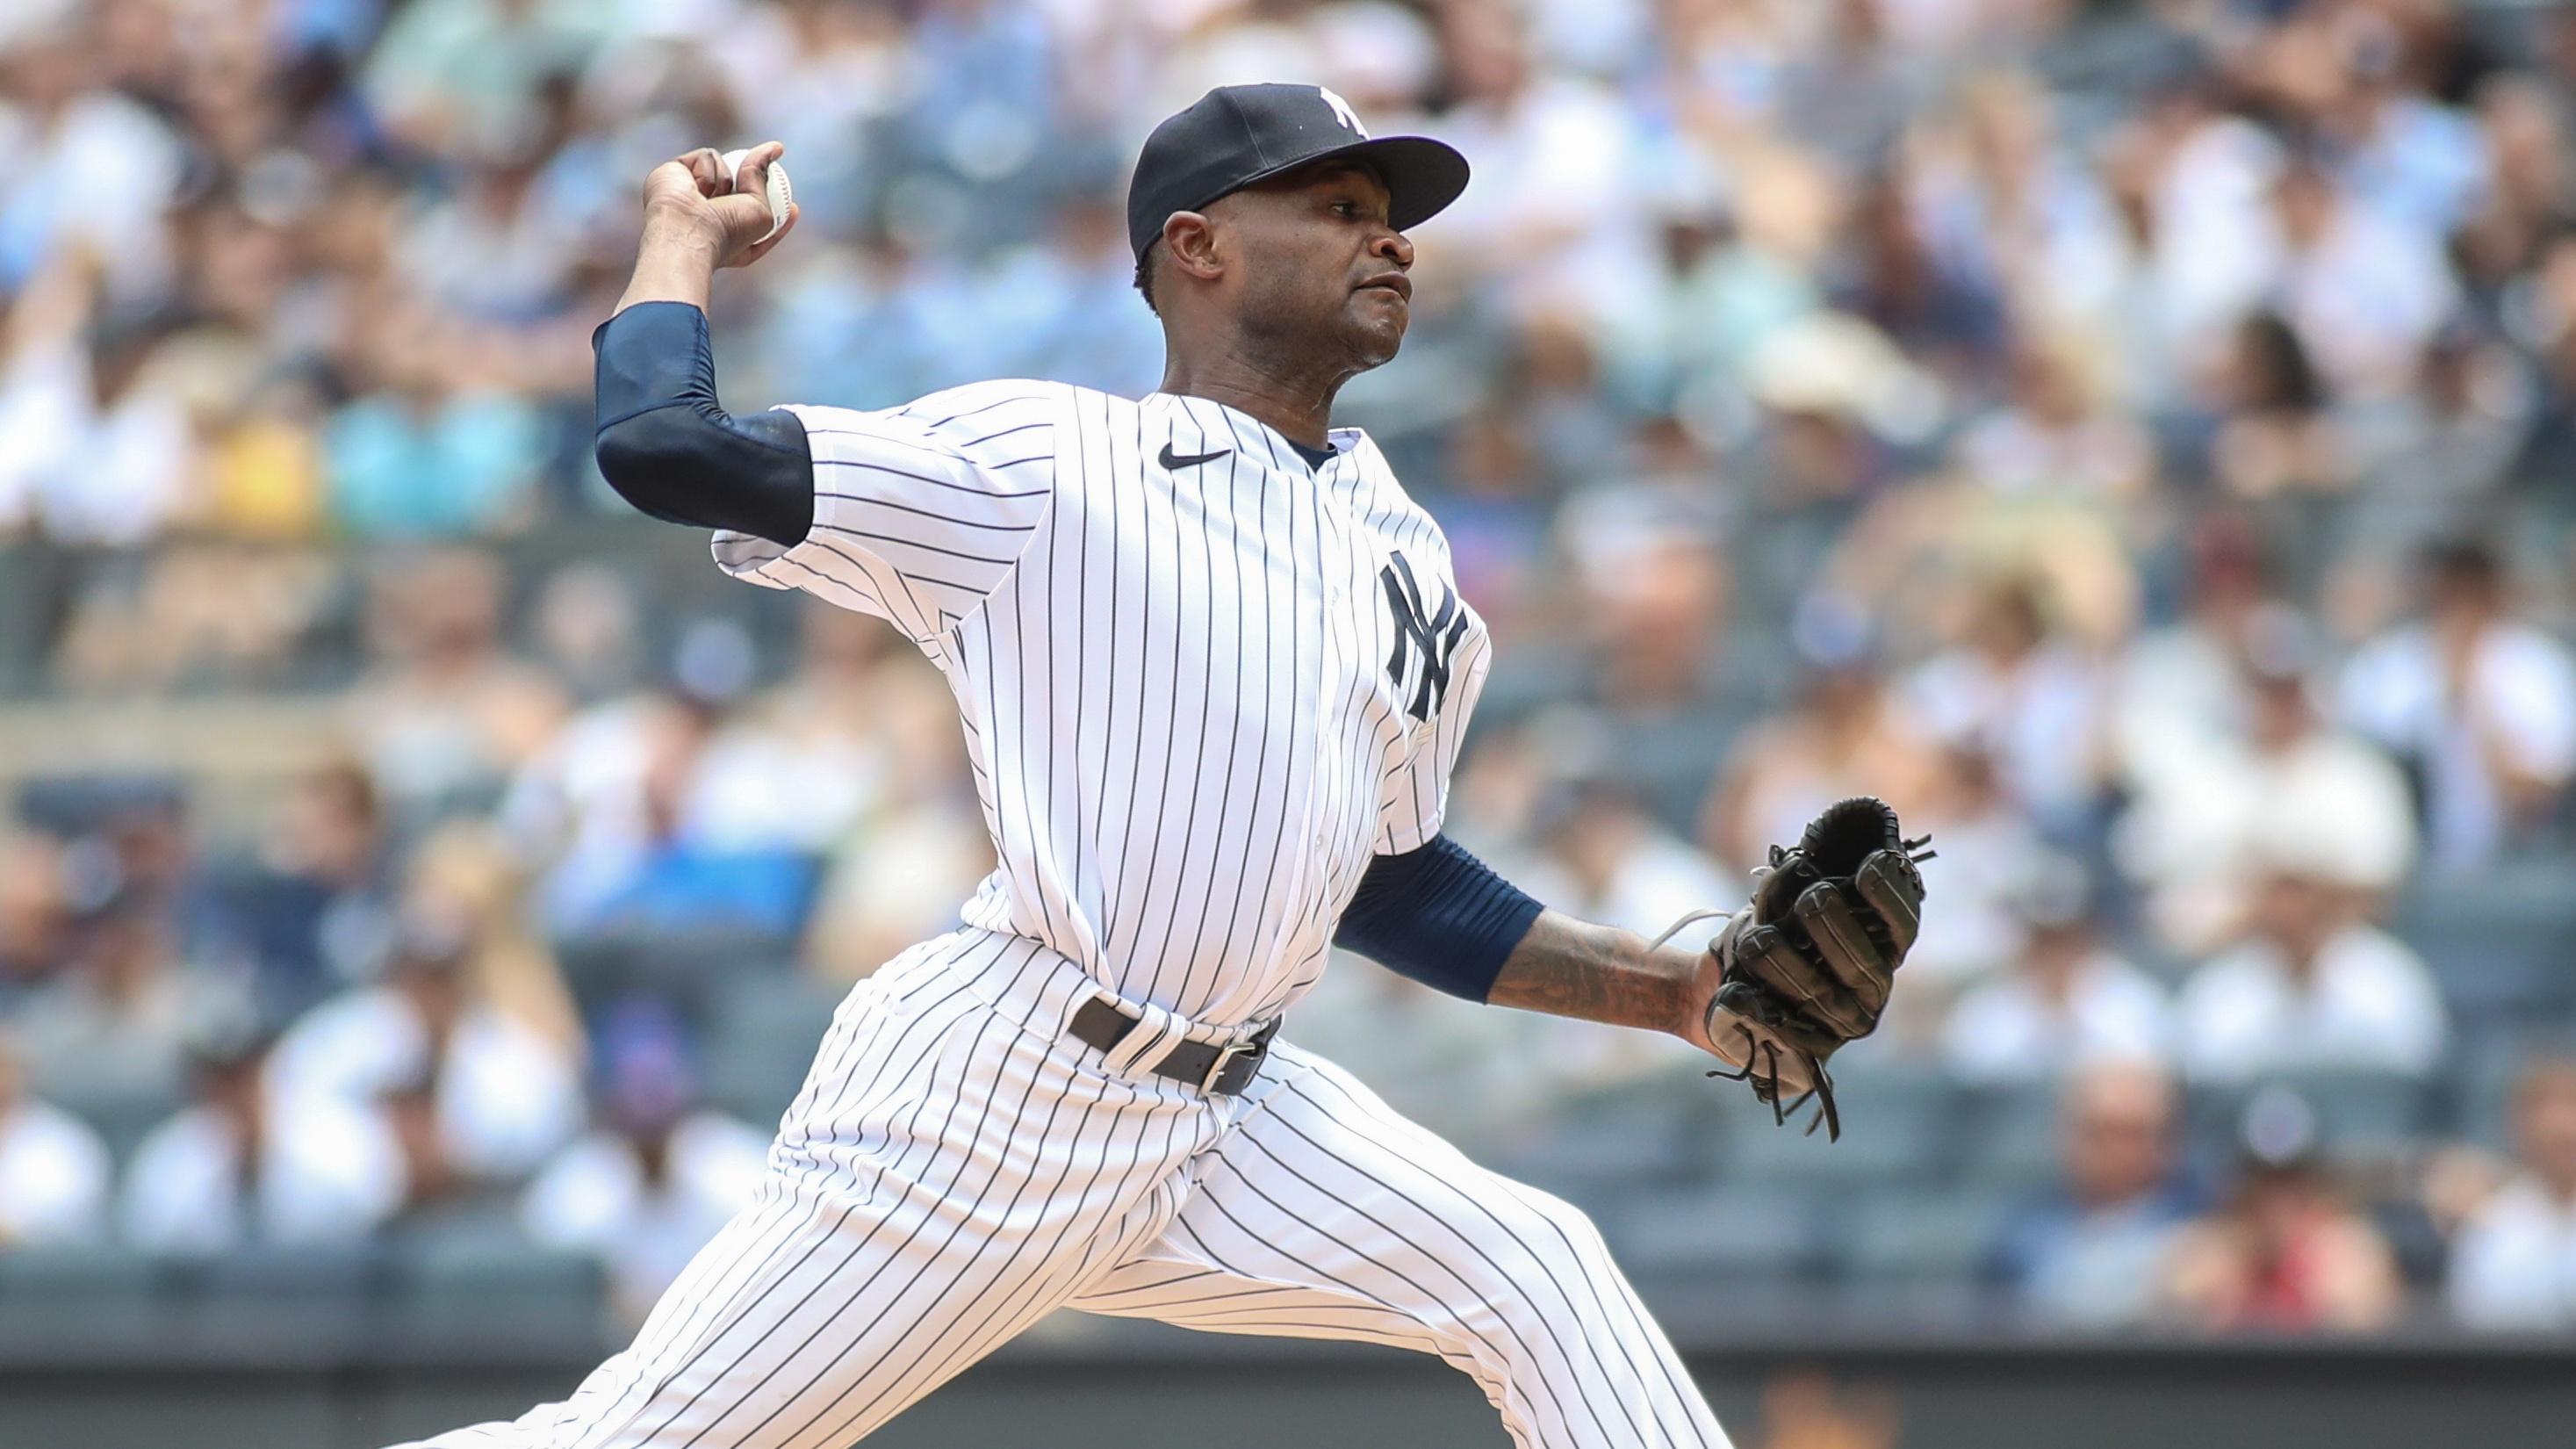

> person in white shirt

[
  {"left": 2338, "top": 539, "right": 2576, "bottom": 869},
  {"left": 2176, "top": 807, "right": 2449, "bottom": 1083},
  {"left": 121, "top": 1019, "right": 404, "bottom": 1255},
  {"left": 1904, "top": 573, "right": 2108, "bottom": 838},
  {"left": 266, "top": 912, "right": 580, "bottom": 1183},
  {"left": 520, "top": 1006, "right": 766, "bottom": 1324},
  {"left": 0, "top": 1025, "right": 109, "bottom": 1246},
  {"left": 2118, "top": 604, "right": 2417, "bottom": 955},
  {"left": 1944, "top": 856, "right": 2172, "bottom": 1084},
  {"left": 2449, "top": 1056, "right": 2576, "bottom": 1329}
]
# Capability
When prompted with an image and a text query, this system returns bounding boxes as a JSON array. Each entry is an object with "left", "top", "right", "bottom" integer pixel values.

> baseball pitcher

[{"left": 402, "top": 84, "right": 1926, "bottom": 1449}]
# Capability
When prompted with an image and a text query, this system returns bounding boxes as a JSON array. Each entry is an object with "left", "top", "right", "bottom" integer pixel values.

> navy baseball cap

[{"left": 1127, "top": 83, "right": 1470, "bottom": 260}]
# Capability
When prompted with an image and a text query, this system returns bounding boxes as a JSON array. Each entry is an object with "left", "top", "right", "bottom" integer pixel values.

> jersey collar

[{"left": 1153, "top": 392, "right": 1369, "bottom": 472}]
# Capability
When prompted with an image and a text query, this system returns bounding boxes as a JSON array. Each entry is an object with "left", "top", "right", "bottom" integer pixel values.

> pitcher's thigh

[
  {"left": 389, "top": 970, "right": 1189, "bottom": 1449},
  {"left": 1067, "top": 1050, "right": 1729, "bottom": 1449}
]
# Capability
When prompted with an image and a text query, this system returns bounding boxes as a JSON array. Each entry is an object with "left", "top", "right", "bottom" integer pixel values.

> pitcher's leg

[
  {"left": 390, "top": 951, "right": 1205, "bottom": 1449},
  {"left": 1067, "top": 1047, "right": 1730, "bottom": 1449}
]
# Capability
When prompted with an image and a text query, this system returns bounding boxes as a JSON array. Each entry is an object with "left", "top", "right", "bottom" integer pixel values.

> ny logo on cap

[{"left": 1316, "top": 86, "right": 1368, "bottom": 138}]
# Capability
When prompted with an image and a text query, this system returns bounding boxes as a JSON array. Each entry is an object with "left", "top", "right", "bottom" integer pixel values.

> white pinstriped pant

[{"left": 401, "top": 931, "right": 1728, "bottom": 1449}]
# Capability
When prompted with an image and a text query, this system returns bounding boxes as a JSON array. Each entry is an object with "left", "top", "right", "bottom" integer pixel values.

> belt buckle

[{"left": 1198, "top": 1037, "right": 1257, "bottom": 1094}]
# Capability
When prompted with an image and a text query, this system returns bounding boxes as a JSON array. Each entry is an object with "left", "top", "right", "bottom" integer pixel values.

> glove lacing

[{"left": 1650, "top": 898, "right": 1841, "bottom": 1141}]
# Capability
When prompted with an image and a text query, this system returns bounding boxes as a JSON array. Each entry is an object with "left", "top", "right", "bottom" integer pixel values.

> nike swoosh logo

[{"left": 1159, "top": 443, "right": 1231, "bottom": 470}]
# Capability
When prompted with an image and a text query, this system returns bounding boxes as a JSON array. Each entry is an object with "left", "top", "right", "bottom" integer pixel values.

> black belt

[{"left": 1069, "top": 998, "right": 1278, "bottom": 1096}]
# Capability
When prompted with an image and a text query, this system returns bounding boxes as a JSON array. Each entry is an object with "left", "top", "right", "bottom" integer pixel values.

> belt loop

[{"left": 1097, "top": 995, "right": 1189, "bottom": 1077}]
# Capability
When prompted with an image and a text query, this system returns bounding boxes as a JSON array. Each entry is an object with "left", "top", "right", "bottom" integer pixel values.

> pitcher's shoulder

[{"left": 892, "top": 378, "right": 1082, "bottom": 424}]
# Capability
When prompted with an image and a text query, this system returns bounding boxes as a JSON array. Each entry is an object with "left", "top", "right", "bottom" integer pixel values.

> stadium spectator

[
  {"left": 2205, "top": 311, "right": 2349, "bottom": 511},
  {"left": 2258, "top": 153, "right": 2460, "bottom": 403},
  {"left": 1519, "top": 769, "right": 1738, "bottom": 941},
  {"left": 265, "top": 910, "right": 579, "bottom": 1184},
  {"left": 1556, "top": 501, "right": 1748, "bottom": 816},
  {"left": 119, "top": 1017, "right": 401, "bottom": 1255},
  {"left": 1904, "top": 571, "right": 2108, "bottom": 839},
  {"left": 324, "top": 349, "right": 546, "bottom": 538},
  {"left": 1699, "top": 602, "right": 1940, "bottom": 882},
  {"left": 529, "top": 681, "right": 817, "bottom": 944},
  {"left": 1941, "top": 857, "right": 2171, "bottom": 1084},
  {"left": 0, "top": 14, "right": 183, "bottom": 303},
  {"left": 0, "top": 830, "right": 67, "bottom": 1004},
  {"left": 2156, "top": 1092, "right": 2405, "bottom": 1333},
  {"left": 341, "top": 548, "right": 569, "bottom": 816},
  {"left": 2175, "top": 796, "right": 2447, "bottom": 1084},
  {"left": 796, "top": 653, "right": 996, "bottom": 984},
  {"left": 1986, "top": 1059, "right": 2198, "bottom": 1328},
  {"left": 2118, "top": 605, "right": 2416, "bottom": 955},
  {"left": 2447, "top": 1056, "right": 2576, "bottom": 1330},
  {"left": 0, "top": 1023, "right": 108, "bottom": 1245},
  {"left": 1896, "top": 741, "right": 2049, "bottom": 988},
  {"left": 8, "top": 894, "right": 219, "bottom": 1108},
  {"left": 2337, "top": 538, "right": 2576, "bottom": 869},
  {"left": 403, "top": 822, "right": 585, "bottom": 1070},
  {"left": 1951, "top": 331, "right": 2155, "bottom": 503},
  {"left": 229, "top": 760, "right": 396, "bottom": 1013},
  {"left": 520, "top": 1002, "right": 766, "bottom": 1324},
  {"left": 2346, "top": 327, "right": 2534, "bottom": 555},
  {"left": 360, "top": 0, "right": 613, "bottom": 158},
  {"left": 0, "top": 243, "right": 193, "bottom": 544}
]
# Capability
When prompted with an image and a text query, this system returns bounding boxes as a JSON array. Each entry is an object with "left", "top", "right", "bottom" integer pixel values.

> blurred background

[{"left": 3, "top": 0, "right": 2575, "bottom": 1445}]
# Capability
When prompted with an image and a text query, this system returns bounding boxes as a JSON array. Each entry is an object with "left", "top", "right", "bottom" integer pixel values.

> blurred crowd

[{"left": 4, "top": 0, "right": 2576, "bottom": 1342}]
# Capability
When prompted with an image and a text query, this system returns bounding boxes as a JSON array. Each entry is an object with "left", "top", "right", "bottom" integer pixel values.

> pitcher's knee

[{"left": 1451, "top": 1185, "right": 1623, "bottom": 1327}]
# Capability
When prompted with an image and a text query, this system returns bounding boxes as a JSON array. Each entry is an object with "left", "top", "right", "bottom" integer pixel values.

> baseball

[{"left": 716, "top": 148, "right": 793, "bottom": 245}]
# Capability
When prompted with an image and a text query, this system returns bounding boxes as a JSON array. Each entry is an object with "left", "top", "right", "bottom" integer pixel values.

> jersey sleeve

[
  {"left": 710, "top": 381, "right": 1063, "bottom": 645},
  {"left": 1374, "top": 615, "right": 1493, "bottom": 854}
]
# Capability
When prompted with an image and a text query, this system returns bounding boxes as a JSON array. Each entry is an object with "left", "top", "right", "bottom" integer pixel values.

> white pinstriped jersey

[{"left": 713, "top": 381, "right": 1493, "bottom": 1032}]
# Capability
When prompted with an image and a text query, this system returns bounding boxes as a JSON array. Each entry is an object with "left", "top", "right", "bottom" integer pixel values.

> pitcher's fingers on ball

[
  {"left": 729, "top": 201, "right": 801, "bottom": 269},
  {"left": 682, "top": 147, "right": 730, "bottom": 195},
  {"left": 719, "top": 141, "right": 787, "bottom": 192}
]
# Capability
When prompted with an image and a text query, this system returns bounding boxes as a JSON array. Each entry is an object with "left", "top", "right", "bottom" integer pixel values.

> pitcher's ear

[{"left": 1162, "top": 211, "right": 1223, "bottom": 284}]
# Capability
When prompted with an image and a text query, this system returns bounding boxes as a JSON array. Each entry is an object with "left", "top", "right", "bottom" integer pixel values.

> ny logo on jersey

[
  {"left": 1381, "top": 553, "right": 1467, "bottom": 722},
  {"left": 1316, "top": 86, "right": 1369, "bottom": 138}
]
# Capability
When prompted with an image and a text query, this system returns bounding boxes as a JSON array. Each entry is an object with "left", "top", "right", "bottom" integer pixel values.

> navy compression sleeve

[
  {"left": 592, "top": 300, "right": 813, "bottom": 547},
  {"left": 1332, "top": 834, "right": 1545, "bottom": 1003}
]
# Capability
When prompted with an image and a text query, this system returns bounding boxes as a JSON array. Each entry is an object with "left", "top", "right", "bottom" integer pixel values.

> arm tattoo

[{"left": 1486, "top": 908, "right": 1695, "bottom": 1035}]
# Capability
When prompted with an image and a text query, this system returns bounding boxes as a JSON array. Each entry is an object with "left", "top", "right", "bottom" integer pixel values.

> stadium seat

[
  {"left": 1958, "top": 1080, "right": 2066, "bottom": 1191},
  {"left": 2449, "top": 1027, "right": 2576, "bottom": 1149},
  {"left": 1488, "top": 1072, "right": 1722, "bottom": 1199},
  {"left": 2251, "top": 1068, "right": 2433, "bottom": 1152},
  {"left": 2388, "top": 861, "right": 2576, "bottom": 1025},
  {"left": 1606, "top": 1184, "right": 1834, "bottom": 1331},
  {"left": 46, "top": 1076, "right": 183, "bottom": 1164},
  {"left": 0, "top": 1246, "right": 161, "bottom": 1352},
  {"left": 558, "top": 928, "right": 806, "bottom": 1029},
  {"left": 157, "top": 1244, "right": 387, "bottom": 1357},
  {"left": 390, "top": 1221, "right": 608, "bottom": 1355},
  {"left": 1706, "top": 1058, "right": 1959, "bottom": 1187},
  {"left": 704, "top": 971, "right": 845, "bottom": 1126},
  {"left": 1828, "top": 1189, "right": 2011, "bottom": 1327}
]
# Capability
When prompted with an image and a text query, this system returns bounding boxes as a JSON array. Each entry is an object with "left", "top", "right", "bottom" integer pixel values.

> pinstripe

[
  {"left": 405, "top": 385, "right": 1726, "bottom": 1449},
  {"left": 642, "top": 1008, "right": 988, "bottom": 1421},
  {"left": 1202, "top": 1135, "right": 1585, "bottom": 1436},
  {"left": 1297, "top": 1071, "right": 1721, "bottom": 1447},
  {"left": 688, "top": 1023, "right": 1067, "bottom": 1447},
  {"left": 1173, "top": 1174, "right": 1551, "bottom": 1436},
  {"left": 1270, "top": 1078, "right": 1657, "bottom": 1445},
  {"left": 643, "top": 1010, "right": 1025, "bottom": 1444}
]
